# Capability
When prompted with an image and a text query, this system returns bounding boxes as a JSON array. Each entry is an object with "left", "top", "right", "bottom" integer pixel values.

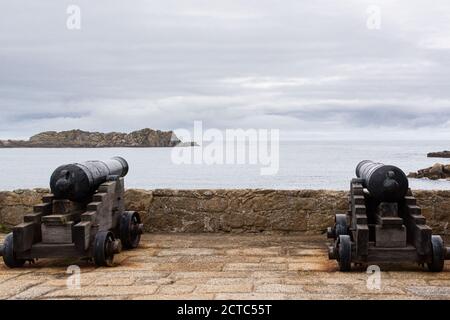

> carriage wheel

[
  {"left": 335, "top": 214, "right": 348, "bottom": 238},
  {"left": 427, "top": 235, "right": 445, "bottom": 272},
  {"left": 338, "top": 235, "right": 352, "bottom": 272},
  {"left": 2, "top": 233, "right": 26, "bottom": 268},
  {"left": 120, "top": 211, "right": 143, "bottom": 249},
  {"left": 94, "top": 231, "right": 115, "bottom": 267}
]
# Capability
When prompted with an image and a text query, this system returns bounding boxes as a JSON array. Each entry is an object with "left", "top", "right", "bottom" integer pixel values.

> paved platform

[{"left": 0, "top": 233, "right": 449, "bottom": 300}]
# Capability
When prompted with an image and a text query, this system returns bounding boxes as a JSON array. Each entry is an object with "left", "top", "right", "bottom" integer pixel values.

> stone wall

[{"left": 0, "top": 189, "right": 449, "bottom": 235}]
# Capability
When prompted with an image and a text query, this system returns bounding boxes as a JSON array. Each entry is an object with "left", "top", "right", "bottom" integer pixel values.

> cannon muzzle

[
  {"left": 356, "top": 160, "right": 409, "bottom": 202},
  {"left": 50, "top": 157, "right": 129, "bottom": 202}
]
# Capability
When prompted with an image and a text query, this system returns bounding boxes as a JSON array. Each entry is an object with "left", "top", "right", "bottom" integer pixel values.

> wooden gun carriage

[
  {"left": 328, "top": 160, "right": 450, "bottom": 272},
  {"left": 0, "top": 157, "right": 143, "bottom": 268}
]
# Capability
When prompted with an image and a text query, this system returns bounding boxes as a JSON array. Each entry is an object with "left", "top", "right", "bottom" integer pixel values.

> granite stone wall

[{"left": 0, "top": 189, "right": 449, "bottom": 235}]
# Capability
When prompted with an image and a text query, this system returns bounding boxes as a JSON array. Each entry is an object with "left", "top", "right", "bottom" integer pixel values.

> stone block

[{"left": 375, "top": 225, "right": 406, "bottom": 247}]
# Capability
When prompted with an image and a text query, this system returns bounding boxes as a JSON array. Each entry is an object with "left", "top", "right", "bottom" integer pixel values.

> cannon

[
  {"left": 355, "top": 160, "right": 409, "bottom": 202},
  {"left": 50, "top": 157, "right": 129, "bottom": 202},
  {"left": 0, "top": 157, "right": 143, "bottom": 268},
  {"left": 328, "top": 160, "right": 450, "bottom": 272}
]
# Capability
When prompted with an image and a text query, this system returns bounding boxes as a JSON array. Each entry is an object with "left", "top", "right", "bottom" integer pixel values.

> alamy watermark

[
  {"left": 66, "top": 5, "right": 81, "bottom": 30},
  {"left": 171, "top": 121, "right": 280, "bottom": 175},
  {"left": 66, "top": 265, "right": 81, "bottom": 289},
  {"left": 366, "top": 5, "right": 381, "bottom": 30},
  {"left": 366, "top": 265, "right": 381, "bottom": 290}
]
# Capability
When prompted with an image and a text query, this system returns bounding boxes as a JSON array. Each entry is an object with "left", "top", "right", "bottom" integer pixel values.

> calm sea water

[{"left": 0, "top": 141, "right": 449, "bottom": 191}]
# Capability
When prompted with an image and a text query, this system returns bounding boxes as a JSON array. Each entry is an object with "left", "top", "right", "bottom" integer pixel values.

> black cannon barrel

[
  {"left": 356, "top": 160, "right": 409, "bottom": 202},
  {"left": 50, "top": 157, "right": 129, "bottom": 201}
]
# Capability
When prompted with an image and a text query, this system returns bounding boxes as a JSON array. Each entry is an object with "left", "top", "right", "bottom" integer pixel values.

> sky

[{"left": 1, "top": 1, "right": 450, "bottom": 140}]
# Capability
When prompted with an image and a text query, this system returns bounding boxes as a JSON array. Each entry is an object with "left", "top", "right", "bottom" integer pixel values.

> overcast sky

[{"left": 1, "top": 1, "right": 450, "bottom": 140}]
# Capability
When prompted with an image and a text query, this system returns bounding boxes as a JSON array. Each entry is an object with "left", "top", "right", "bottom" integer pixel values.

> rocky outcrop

[
  {"left": 428, "top": 151, "right": 450, "bottom": 158},
  {"left": 0, "top": 128, "right": 182, "bottom": 148},
  {"left": 408, "top": 163, "right": 450, "bottom": 180},
  {"left": 175, "top": 141, "right": 200, "bottom": 147},
  {"left": 0, "top": 189, "right": 449, "bottom": 236}
]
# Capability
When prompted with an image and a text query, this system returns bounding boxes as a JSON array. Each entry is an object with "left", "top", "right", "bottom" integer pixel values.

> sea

[{"left": 0, "top": 140, "right": 449, "bottom": 191}]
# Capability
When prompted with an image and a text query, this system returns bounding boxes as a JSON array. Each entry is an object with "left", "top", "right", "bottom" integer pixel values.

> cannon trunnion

[
  {"left": 328, "top": 160, "right": 450, "bottom": 272},
  {"left": 0, "top": 157, "right": 143, "bottom": 268}
]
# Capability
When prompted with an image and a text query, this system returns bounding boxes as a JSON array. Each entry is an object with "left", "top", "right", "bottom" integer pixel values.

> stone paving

[{"left": 0, "top": 233, "right": 449, "bottom": 300}]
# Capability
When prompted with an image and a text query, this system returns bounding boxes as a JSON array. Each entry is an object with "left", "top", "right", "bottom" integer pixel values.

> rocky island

[
  {"left": 408, "top": 163, "right": 450, "bottom": 180},
  {"left": 428, "top": 151, "right": 450, "bottom": 158},
  {"left": 0, "top": 128, "right": 186, "bottom": 148}
]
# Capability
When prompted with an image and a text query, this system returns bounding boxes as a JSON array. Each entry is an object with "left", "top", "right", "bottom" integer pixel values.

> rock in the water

[
  {"left": 407, "top": 172, "right": 418, "bottom": 178},
  {"left": 430, "top": 163, "right": 444, "bottom": 175},
  {"left": 408, "top": 163, "right": 450, "bottom": 180},
  {"left": 175, "top": 141, "right": 200, "bottom": 147},
  {"left": 428, "top": 151, "right": 450, "bottom": 158},
  {"left": 0, "top": 128, "right": 182, "bottom": 148}
]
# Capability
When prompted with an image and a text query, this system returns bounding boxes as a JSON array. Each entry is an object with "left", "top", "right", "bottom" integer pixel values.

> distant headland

[
  {"left": 0, "top": 129, "right": 197, "bottom": 148},
  {"left": 428, "top": 151, "right": 450, "bottom": 158}
]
